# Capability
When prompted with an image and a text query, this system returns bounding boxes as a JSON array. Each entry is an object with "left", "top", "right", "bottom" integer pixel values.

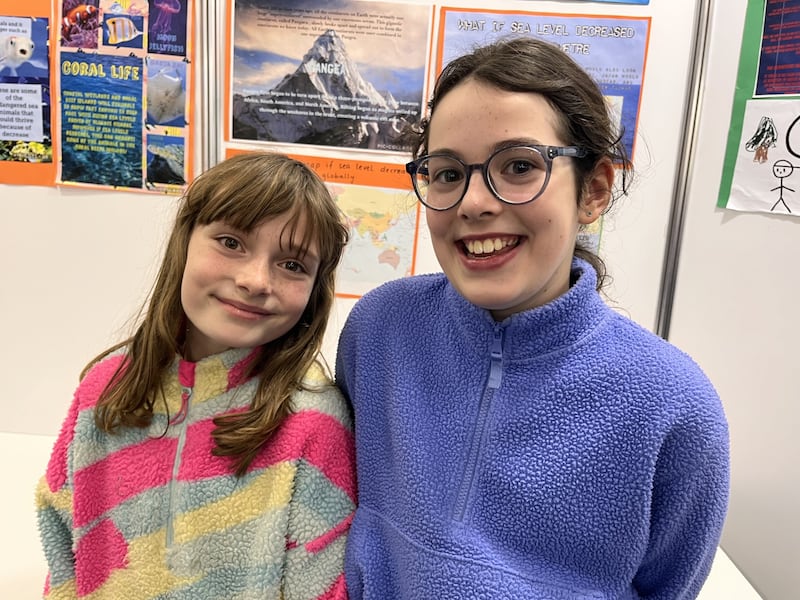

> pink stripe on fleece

[
  {"left": 46, "top": 355, "right": 127, "bottom": 492},
  {"left": 75, "top": 518, "right": 128, "bottom": 596},
  {"left": 318, "top": 573, "right": 348, "bottom": 600},
  {"left": 178, "top": 359, "right": 195, "bottom": 388},
  {"left": 305, "top": 512, "right": 354, "bottom": 554},
  {"left": 294, "top": 414, "right": 356, "bottom": 501},
  {"left": 73, "top": 436, "right": 176, "bottom": 527},
  {"left": 76, "top": 355, "right": 127, "bottom": 410},
  {"left": 176, "top": 412, "right": 355, "bottom": 499},
  {"left": 46, "top": 401, "right": 79, "bottom": 492}
]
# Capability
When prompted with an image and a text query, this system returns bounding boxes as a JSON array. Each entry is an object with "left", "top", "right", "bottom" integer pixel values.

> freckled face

[
  {"left": 424, "top": 79, "right": 585, "bottom": 320},
  {"left": 181, "top": 214, "right": 319, "bottom": 361}
]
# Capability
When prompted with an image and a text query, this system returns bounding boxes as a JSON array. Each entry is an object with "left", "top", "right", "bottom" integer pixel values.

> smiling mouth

[
  {"left": 462, "top": 236, "right": 520, "bottom": 257},
  {"left": 220, "top": 298, "right": 270, "bottom": 316}
]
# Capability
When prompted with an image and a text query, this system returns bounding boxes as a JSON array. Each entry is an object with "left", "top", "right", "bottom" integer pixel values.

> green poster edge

[{"left": 717, "top": 0, "right": 766, "bottom": 208}]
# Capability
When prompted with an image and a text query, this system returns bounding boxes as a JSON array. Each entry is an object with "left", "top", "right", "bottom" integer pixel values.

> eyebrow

[
  {"left": 428, "top": 138, "right": 549, "bottom": 158},
  {"left": 280, "top": 231, "right": 320, "bottom": 266}
]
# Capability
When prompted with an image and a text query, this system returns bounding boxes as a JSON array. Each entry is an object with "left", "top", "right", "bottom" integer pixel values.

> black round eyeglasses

[{"left": 405, "top": 144, "right": 587, "bottom": 211}]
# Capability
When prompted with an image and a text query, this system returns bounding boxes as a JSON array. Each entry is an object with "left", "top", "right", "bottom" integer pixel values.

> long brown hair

[
  {"left": 87, "top": 152, "right": 349, "bottom": 475},
  {"left": 410, "top": 36, "right": 634, "bottom": 291}
]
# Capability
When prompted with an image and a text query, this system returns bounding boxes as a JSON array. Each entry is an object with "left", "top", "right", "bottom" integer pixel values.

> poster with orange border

[
  {"left": 0, "top": 0, "right": 58, "bottom": 187},
  {"left": 225, "top": 148, "right": 424, "bottom": 300},
  {"left": 55, "top": 0, "right": 195, "bottom": 194},
  {"left": 223, "top": 0, "right": 433, "bottom": 299}
]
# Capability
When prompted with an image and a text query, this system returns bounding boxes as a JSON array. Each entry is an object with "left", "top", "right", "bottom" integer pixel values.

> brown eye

[
  {"left": 220, "top": 236, "right": 240, "bottom": 250},
  {"left": 282, "top": 260, "right": 307, "bottom": 274}
]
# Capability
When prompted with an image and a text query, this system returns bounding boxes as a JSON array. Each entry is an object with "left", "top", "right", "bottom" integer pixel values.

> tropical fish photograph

[
  {"left": 103, "top": 15, "right": 145, "bottom": 48},
  {"left": 61, "top": 1, "right": 102, "bottom": 48}
]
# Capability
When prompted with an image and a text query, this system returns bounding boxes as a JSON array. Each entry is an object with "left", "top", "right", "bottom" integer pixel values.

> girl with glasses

[{"left": 336, "top": 36, "right": 728, "bottom": 599}]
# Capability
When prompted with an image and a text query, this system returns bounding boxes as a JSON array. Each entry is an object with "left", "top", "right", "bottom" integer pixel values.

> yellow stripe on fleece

[
  {"left": 44, "top": 577, "right": 77, "bottom": 600},
  {"left": 81, "top": 529, "right": 197, "bottom": 600},
  {"left": 35, "top": 477, "right": 73, "bottom": 513},
  {"left": 172, "top": 460, "right": 296, "bottom": 544}
]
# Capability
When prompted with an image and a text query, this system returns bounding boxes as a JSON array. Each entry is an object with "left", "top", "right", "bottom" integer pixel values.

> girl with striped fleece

[{"left": 37, "top": 152, "right": 355, "bottom": 599}]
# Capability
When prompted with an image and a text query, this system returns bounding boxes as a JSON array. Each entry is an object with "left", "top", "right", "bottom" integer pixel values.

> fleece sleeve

[
  {"left": 35, "top": 392, "right": 81, "bottom": 600},
  {"left": 633, "top": 403, "right": 730, "bottom": 599},
  {"left": 282, "top": 390, "right": 357, "bottom": 600}
]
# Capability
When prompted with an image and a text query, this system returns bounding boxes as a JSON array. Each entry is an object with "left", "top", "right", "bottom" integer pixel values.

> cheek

[
  {"left": 425, "top": 210, "right": 452, "bottom": 240},
  {"left": 280, "top": 278, "right": 315, "bottom": 309},
  {"left": 180, "top": 254, "right": 216, "bottom": 308}
]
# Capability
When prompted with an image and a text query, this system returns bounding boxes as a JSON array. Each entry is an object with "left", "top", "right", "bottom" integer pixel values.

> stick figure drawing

[{"left": 770, "top": 159, "right": 796, "bottom": 213}]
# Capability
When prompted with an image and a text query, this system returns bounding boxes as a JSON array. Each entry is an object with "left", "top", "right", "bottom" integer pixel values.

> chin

[{"left": 457, "top": 288, "right": 514, "bottom": 313}]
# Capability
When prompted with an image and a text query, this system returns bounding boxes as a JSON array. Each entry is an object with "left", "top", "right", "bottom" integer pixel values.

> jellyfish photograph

[
  {"left": 150, "top": 0, "right": 181, "bottom": 34},
  {"left": 147, "top": 0, "right": 188, "bottom": 56}
]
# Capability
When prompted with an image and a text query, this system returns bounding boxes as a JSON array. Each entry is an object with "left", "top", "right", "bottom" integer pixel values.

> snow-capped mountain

[
  {"left": 232, "top": 29, "right": 413, "bottom": 150},
  {"left": 272, "top": 29, "right": 397, "bottom": 111}
]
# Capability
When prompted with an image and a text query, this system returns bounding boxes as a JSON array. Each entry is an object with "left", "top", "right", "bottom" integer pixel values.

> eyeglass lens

[{"left": 412, "top": 146, "right": 550, "bottom": 210}]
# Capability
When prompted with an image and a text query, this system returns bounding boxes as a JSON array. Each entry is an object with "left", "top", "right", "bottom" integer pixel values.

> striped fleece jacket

[{"left": 36, "top": 346, "right": 356, "bottom": 600}]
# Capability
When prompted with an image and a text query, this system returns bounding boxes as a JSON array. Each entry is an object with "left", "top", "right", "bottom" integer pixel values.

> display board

[{"left": 2, "top": 0, "right": 703, "bottom": 433}]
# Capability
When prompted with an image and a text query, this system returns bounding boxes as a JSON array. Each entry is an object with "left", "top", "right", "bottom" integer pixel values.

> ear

[{"left": 578, "top": 158, "right": 614, "bottom": 225}]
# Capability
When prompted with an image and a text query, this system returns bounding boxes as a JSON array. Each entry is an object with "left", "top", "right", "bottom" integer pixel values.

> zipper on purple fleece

[{"left": 453, "top": 326, "right": 503, "bottom": 522}]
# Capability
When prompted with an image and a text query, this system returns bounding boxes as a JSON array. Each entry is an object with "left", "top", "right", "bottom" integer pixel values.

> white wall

[
  {"left": 1, "top": 186, "right": 175, "bottom": 435},
  {"left": 669, "top": 2, "right": 800, "bottom": 598}
]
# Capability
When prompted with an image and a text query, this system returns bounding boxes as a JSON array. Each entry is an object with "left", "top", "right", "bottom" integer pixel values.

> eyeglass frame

[{"left": 405, "top": 144, "right": 588, "bottom": 211}]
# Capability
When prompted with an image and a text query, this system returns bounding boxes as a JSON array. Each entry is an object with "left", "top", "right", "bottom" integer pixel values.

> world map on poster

[{"left": 331, "top": 184, "right": 420, "bottom": 297}]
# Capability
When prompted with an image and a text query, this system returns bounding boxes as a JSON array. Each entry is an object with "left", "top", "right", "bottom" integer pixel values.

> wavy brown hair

[
  {"left": 86, "top": 152, "right": 349, "bottom": 475},
  {"left": 409, "top": 36, "right": 633, "bottom": 292}
]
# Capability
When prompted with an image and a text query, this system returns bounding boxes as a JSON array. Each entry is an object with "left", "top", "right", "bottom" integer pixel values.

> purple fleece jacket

[{"left": 335, "top": 258, "right": 729, "bottom": 599}]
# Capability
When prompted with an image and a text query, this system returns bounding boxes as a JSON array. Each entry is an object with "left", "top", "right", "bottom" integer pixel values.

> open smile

[{"left": 462, "top": 236, "right": 520, "bottom": 258}]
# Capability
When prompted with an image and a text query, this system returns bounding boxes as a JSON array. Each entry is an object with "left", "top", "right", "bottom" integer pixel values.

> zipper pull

[
  {"left": 487, "top": 328, "right": 503, "bottom": 389},
  {"left": 170, "top": 386, "right": 191, "bottom": 425}
]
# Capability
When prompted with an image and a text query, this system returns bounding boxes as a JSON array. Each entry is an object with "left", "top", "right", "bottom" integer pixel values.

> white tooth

[{"left": 466, "top": 238, "right": 516, "bottom": 255}]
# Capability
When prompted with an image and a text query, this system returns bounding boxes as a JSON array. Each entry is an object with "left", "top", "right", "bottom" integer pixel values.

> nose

[
  {"left": 235, "top": 258, "right": 272, "bottom": 295},
  {"left": 457, "top": 167, "right": 500, "bottom": 220}
]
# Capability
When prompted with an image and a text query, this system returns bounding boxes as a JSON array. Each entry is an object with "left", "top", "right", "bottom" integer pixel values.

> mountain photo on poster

[{"left": 230, "top": 0, "right": 430, "bottom": 153}]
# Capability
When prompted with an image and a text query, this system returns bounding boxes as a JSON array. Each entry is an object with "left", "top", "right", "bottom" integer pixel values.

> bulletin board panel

[
  {"left": 3, "top": 0, "right": 702, "bottom": 440},
  {"left": 218, "top": 0, "right": 703, "bottom": 363}
]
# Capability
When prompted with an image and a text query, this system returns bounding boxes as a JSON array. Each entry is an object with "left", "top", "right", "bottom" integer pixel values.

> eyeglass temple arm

[{"left": 548, "top": 146, "right": 588, "bottom": 160}]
